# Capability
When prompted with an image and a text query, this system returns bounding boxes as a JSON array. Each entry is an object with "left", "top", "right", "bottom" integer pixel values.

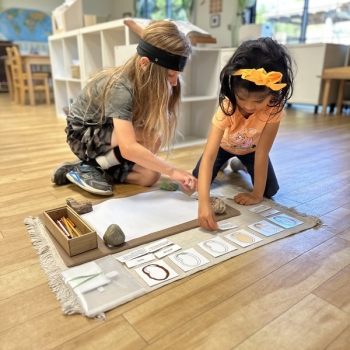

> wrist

[
  {"left": 164, "top": 164, "right": 175, "bottom": 177},
  {"left": 251, "top": 191, "right": 263, "bottom": 200}
]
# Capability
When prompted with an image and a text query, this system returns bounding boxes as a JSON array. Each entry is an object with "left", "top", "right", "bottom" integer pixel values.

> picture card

[
  {"left": 260, "top": 209, "right": 280, "bottom": 217},
  {"left": 225, "top": 229, "right": 263, "bottom": 247},
  {"left": 134, "top": 260, "right": 178, "bottom": 287},
  {"left": 267, "top": 213, "right": 304, "bottom": 229},
  {"left": 248, "top": 204, "right": 271, "bottom": 213},
  {"left": 169, "top": 248, "right": 210, "bottom": 272},
  {"left": 198, "top": 236, "right": 237, "bottom": 257},
  {"left": 248, "top": 220, "right": 284, "bottom": 236},
  {"left": 155, "top": 244, "right": 182, "bottom": 259}
]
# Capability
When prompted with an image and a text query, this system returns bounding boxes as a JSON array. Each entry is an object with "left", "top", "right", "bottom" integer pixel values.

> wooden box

[
  {"left": 43, "top": 206, "right": 97, "bottom": 256},
  {"left": 71, "top": 65, "right": 80, "bottom": 79}
]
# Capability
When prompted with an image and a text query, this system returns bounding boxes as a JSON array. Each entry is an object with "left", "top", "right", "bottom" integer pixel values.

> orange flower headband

[{"left": 232, "top": 68, "right": 286, "bottom": 91}]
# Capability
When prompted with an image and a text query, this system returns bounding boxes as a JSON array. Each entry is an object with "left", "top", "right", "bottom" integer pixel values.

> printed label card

[
  {"left": 260, "top": 209, "right": 280, "bottom": 217},
  {"left": 198, "top": 237, "right": 237, "bottom": 257},
  {"left": 134, "top": 260, "right": 178, "bottom": 287},
  {"left": 248, "top": 220, "right": 284, "bottom": 236},
  {"left": 225, "top": 229, "right": 263, "bottom": 247},
  {"left": 125, "top": 254, "right": 156, "bottom": 268},
  {"left": 248, "top": 204, "right": 271, "bottom": 213},
  {"left": 190, "top": 191, "right": 225, "bottom": 199},
  {"left": 218, "top": 222, "right": 238, "bottom": 230},
  {"left": 169, "top": 248, "right": 210, "bottom": 272},
  {"left": 155, "top": 244, "right": 182, "bottom": 259},
  {"left": 146, "top": 238, "right": 173, "bottom": 253},
  {"left": 267, "top": 213, "right": 304, "bottom": 229},
  {"left": 116, "top": 247, "right": 148, "bottom": 262}
]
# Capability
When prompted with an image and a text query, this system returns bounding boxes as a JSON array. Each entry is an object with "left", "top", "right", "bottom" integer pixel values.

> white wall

[
  {"left": 112, "top": 1, "right": 134, "bottom": 20},
  {"left": 194, "top": 0, "right": 238, "bottom": 48}
]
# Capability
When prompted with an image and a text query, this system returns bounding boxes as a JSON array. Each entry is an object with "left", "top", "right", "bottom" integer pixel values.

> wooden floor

[{"left": 1, "top": 92, "right": 350, "bottom": 350}]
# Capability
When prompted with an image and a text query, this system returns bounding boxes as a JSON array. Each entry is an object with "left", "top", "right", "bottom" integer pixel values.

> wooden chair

[{"left": 6, "top": 46, "right": 51, "bottom": 105}]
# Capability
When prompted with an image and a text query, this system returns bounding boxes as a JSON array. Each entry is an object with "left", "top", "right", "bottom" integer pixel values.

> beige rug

[{"left": 24, "top": 182, "right": 321, "bottom": 319}]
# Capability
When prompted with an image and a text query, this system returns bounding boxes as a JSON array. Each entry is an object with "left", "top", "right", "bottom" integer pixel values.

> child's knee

[
  {"left": 138, "top": 170, "right": 161, "bottom": 187},
  {"left": 264, "top": 184, "right": 279, "bottom": 198}
]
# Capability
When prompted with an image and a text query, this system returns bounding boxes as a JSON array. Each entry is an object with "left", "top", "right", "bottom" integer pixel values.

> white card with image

[
  {"left": 198, "top": 237, "right": 237, "bottom": 257},
  {"left": 225, "top": 229, "right": 263, "bottom": 247},
  {"left": 248, "top": 220, "right": 284, "bottom": 236},
  {"left": 169, "top": 248, "right": 210, "bottom": 272},
  {"left": 134, "top": 260, "right": 178, "bottom": 287},
  {"left": 267, "top": 214, "right": 304, "bottom": 229}
]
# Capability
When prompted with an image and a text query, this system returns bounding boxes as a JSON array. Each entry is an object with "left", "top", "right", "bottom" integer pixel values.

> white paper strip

[
  {"left": 115, "top": 247, "right": 148, "bottom": 262},
  {"left": 146, "top": 238, "right": 173, "bottom": 253},
  {"left": 155, "top": 244, "right": 182, "bottom": 259},
  {"left": 248, "top": 204, "right": 271, "bottom": 213},
  {"left": 218, "top": 222, "right": 238, "bottom": 230},
  {"left": 125, "top": 254, "right": 156, "bottom": 268},
  {"left": 190, "top": 191, "right": 225, "bottom": 199},
  {"left": 260, "top": 209, "right": 280, "bottom": 217}
]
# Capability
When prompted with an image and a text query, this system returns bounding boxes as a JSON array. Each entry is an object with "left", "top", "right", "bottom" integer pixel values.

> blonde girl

[{"left": 52, "top": 20, "right": 197, "bottom": 195}]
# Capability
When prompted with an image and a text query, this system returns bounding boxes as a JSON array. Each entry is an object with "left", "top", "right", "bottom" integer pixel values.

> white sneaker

[{"left": 230, "top": 157, "right": 247, "bottom": 173}]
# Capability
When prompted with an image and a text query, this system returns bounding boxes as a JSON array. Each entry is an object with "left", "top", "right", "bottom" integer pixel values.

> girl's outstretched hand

[
  {"left": 234, "top": 192, "right": 262, "bottom": 206},
  {"left": 198, "top": 201, "right": 218, "bottom": 231},
  {"left": 169, "top": 168, "right": 197, "bottom": 191}
]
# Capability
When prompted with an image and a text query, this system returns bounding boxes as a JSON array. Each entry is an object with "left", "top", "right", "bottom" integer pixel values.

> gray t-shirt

[{"left": 69, "top": 74, "right": 133, "bottom": 124}]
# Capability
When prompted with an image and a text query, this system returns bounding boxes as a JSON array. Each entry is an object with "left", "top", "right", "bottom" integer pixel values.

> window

[
  {"left": 134, "top": 0, "right": 192, "bottom": 21},
  {"left": 255, "top": 0, "right": 350, "bottom": 44},
  {"left": 307, "top": 0, "right": 350, "bottom": 44}
]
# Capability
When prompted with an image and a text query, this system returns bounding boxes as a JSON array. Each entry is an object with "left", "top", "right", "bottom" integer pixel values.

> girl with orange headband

[
  {"left": 51, "top": 21, "right": 197, "bottom": 196},
  {"left": 193, "top": 37, "right": 295, "bottom": 231}
]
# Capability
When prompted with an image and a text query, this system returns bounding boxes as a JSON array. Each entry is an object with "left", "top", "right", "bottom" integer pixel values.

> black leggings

[{"left": 192, "top": 147, "right": 279, "bottom": 198}]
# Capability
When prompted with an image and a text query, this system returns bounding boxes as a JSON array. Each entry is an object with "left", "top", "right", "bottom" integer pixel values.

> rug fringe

[{"left": 24, "top": 216, "right": 106, "bottom": 319}]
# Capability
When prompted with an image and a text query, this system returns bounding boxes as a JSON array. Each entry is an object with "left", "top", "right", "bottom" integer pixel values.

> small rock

[
  {"left": 103, "top": 224, "right": 125, "bottom": 246},
  {"left": 160, "top": 181, "right": 179, "bottom": 191},
  {"left": 66, "top": 197, "right": 93, "bottom": 214},
  {"left": 210, "top": 197, "right": 226, "bottom": 214}
]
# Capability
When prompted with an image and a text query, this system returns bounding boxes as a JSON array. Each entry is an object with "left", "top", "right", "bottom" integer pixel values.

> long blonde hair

[{"left": 85, "top": 20, "right": 192, "bottom": 152}]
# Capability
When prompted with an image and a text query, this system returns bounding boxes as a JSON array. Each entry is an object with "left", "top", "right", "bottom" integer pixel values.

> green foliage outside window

[{"left": 134, "top": 0, "right": 194, "bottom": 21}]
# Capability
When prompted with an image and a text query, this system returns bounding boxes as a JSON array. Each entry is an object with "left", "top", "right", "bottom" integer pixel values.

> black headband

[{"left": 136, "top": 39, "right": 188, "bottom": 72}]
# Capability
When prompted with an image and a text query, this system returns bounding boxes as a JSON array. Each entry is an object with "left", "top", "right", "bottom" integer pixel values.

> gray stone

[
  {"left": 210, "top": 197, "right": 226, "bottom": 214},
  {"left": 103, "top": 224, "right": 125, "bottom": 246}
]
